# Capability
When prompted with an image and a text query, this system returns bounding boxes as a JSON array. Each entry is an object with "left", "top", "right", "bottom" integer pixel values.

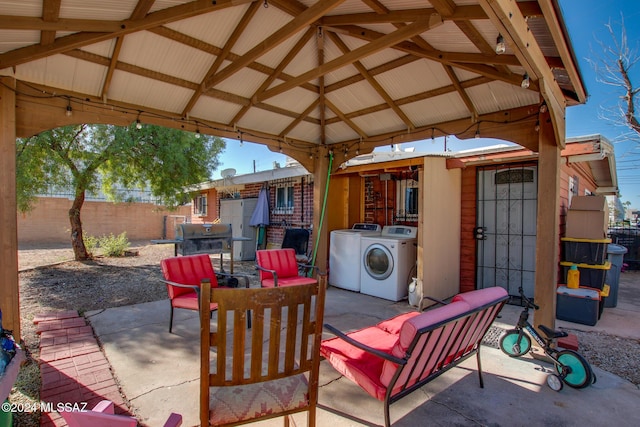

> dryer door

[{"left": 362, "top": 243, "right": 394, "bottom": 280}]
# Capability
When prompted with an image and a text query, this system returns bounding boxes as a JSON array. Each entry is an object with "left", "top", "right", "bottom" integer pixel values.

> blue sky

[{"left": 214, "top": 1, "right": 640, "bottom": 204}]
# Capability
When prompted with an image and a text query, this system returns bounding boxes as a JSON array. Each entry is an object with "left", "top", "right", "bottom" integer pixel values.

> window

[
  {"left": 194, "top": 194, "right": 207, "bottom": 216},
  {"left": 396, "top": 178, "right": 419, "bottom": 221},
  {"left": 568, "top": 175, "right": 579, "bottom": 207},
  {"left": 275, "top": 185, "right": 294, "bottom": 214}
]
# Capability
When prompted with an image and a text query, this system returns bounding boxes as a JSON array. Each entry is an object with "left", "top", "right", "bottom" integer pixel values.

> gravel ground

[{"left": 9, "top": 243, "right": 640, "bottom": 426}]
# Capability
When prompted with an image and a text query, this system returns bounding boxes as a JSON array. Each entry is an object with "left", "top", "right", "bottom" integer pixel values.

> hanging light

[
  {"left": 475, "top": 123, "right": 481, "bottom": 139},
  {"left": 539, "top": 101, "right": 548, "bottom": 114},
  {"left": 65, "top": 103, "right": 73, "bottom": 117},
  {"left": 534, "top": 120, "right": 540, "bottom": 132},
  {"left": 195, "top": 129, "right": 201, "bottom": 139},
  {"left": 238, "top": 130, "right": 243, "bottom": 147},
  {"left": 521, "top": 73, "right": 530, "bottom": 89},
  {"left": 495, "top": 34, "right": 506, "bottom": 55}
]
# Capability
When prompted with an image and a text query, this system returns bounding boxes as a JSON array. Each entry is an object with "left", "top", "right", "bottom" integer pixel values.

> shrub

[
  {"left": 98, "top": 232, "right": 130, "bottom": 257},
  {"left": 83, "top": 234, "right": 99, "bottom": 255}
]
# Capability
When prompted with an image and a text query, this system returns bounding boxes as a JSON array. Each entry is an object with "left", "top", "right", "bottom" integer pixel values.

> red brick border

[{"left": 35, "top": 311, "right": 131, "bottom": 427}]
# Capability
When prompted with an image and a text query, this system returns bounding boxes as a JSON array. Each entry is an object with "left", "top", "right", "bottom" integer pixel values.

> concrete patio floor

[{"left": 86, "top": 275, "right": 640, "bottom": 427}]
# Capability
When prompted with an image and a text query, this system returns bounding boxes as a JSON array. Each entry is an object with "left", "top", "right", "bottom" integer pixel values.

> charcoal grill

[{"left": 152, "top": 223, "right": 239, "bottom": 272}]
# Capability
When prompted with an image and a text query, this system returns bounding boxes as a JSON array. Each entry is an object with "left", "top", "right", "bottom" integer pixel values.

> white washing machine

[
  {"left": 360, "top": 226, "right": 418, "bottom": 301},
  {"left": 329, "top": 223, "right": 381, "bottom": 291}
]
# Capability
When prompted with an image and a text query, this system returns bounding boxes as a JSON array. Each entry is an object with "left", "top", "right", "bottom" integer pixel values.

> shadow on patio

[{"left": 82, "top": 280, "right": 640, "bottom": 427}]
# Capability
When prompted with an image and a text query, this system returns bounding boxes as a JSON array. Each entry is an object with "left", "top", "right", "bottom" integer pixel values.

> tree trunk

[{"left": 69, "top": 190, "right": 90, "bottom": 260}]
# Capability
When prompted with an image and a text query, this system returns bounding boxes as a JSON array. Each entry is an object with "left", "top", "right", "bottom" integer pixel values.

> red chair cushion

[
  {"left": 161, "top": 254, "right": 218, "bottom": 298},
  {"left": 171, "top": 292, "right": 218, "bottom": 312},
  {"left": 320, "top": 324, "right": 399, "bottom": 401},
  {"left": 260, "top": 276, "right": 317, "bottom": 288},
  {"left": 256, "top": 249, "right": 300, "bottom": 282}
]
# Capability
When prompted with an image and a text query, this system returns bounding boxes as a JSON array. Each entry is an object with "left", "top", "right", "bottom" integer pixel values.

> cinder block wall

[{"left": 17, "top": 197, "right": 191, "bottom": 245}]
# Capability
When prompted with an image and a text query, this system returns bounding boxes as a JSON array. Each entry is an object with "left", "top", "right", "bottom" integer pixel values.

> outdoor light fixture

[
  {"left": 495, "top": 34, "right": 506, "bottom": 55},
  {"left": 535, "top": 120, "right": 540, "bottom": 132},
  {"left": 521, "top": 73, "right": 530, "bottom": 89},
  {"left": 238, "top": 130, "right": 243, "bottom": 146},
  {"left": 135, "top": 119, "right": 142, "bottom": 130},
  {"left": 65, "top": 103, "right": 73, "bottom": 117},
  {"left": 475, "top": 123, "right": 481, "bottom": 139},
  {"left": 539, "top": 101, "right": 548, "bottom": 113},
  {"left": 195, "top": 129, "right": 201, "bottom": 139}
]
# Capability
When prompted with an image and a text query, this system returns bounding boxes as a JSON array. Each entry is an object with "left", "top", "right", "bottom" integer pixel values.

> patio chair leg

[
  {"left": 169, "top": 305, "right": 174, "bottom": 334},
  {"left": 476, "top": 349, "right": 484, "bottom": 388}
]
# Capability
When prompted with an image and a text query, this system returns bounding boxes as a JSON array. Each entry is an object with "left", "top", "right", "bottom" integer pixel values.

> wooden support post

[
  {"left": 311, "top": 146, "right": 330, "bottom": 273},
  {"left": 533, "top": 111, "right": 561, "bottom": 333},
  {"left": 0, "top": 77, "right": 20, "bottom": 341}
]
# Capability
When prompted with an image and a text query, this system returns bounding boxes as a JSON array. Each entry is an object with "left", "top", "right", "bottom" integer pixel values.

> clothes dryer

[
  {"left": 329, "top": 223, "right": 381, "bottom": 291},
  {"left": 360, "top": 226, "right": 417, "bottom": 301}
]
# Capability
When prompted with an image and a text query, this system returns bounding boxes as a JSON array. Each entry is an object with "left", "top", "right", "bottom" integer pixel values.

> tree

[
  {"left": 588, "top": 15, "right": 640, "bottom": 141},
  {"left": 16, "top": 124, "right": 225, "bottom": 260}
]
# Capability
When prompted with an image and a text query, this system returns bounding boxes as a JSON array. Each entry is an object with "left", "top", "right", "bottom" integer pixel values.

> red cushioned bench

[{"left": 321, "top": 287, "right": 508, "bottom": 427}]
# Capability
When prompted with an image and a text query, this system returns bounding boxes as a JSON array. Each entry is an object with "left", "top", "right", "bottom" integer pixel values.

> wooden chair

[
  {"left": 60, "top": 400, "right": 182, "bottom": 427},
  {"left": 255, "top": 248, "right": 320, "bottom": 287},
  {"left": 160, "top": 254, "right": 250, "bottom": 333},
  {"left": 199, "top": 275, "right": 327, "bottom": 426}
]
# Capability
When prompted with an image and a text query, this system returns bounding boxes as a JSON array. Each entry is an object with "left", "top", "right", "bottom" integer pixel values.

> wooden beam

[
  {"left": 204, "top": 0, "right": 345, "bottom": 89},
  {"left": 325, "top": 25, "right": 532, "bottom": 89},
  {"left": 40, "top": 0, "right": 61, "bottom": 45},
  {"left": 232, "top": 27, "right": 316, "bottom": 125},
  {"left": 320, "top": 5, "right": 486, "bottom": 26},
  {"left": 327, "top": 31, "right": 415, "bottom": 130},
  {"left": 479, "top": 0, "right": 566, "bottom": 146},
  {"left": 0, "top": 0, "right": 255, "bottom": 69},
  {"left": 258, "top": 15, "right": 444, "bottom": 102},
  {"left": 537, "top": 0, "right": 586, "bottom": 103},
  {"left": 183, "top": 0, "right": 262, "bottom": 117},
  {"left": 533, "top": 110, "right": 560, "bottom": 335},
  {"left": 0, "top": 77, "right": 20, "bottom": 341}
]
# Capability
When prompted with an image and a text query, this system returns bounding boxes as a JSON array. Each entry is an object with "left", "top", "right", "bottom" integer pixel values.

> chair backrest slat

[{"left": 200, "top": 277, "right": 326, "bottom": 426}]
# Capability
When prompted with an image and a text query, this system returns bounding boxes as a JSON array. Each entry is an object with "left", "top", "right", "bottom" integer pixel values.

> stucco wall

[{"left": 17, "top": 197, "right": 191, "bottom": 245}]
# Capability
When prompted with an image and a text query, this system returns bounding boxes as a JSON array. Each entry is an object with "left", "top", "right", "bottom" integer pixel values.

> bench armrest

[{"left": 323, "top": 323, "right": 406, "bottom": 366}]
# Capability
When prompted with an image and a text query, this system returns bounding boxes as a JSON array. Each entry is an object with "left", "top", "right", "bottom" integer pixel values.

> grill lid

[{"left": 175, "top": 223, "right": 232, "bottom": 240}]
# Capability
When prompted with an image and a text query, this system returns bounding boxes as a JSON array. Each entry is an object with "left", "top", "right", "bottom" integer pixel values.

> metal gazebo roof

[{"left": 1, "top": 0, "right": 584, "bottom": 168}]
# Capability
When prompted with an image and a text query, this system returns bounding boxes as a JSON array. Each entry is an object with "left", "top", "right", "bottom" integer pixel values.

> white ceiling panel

[
  {"left": 376, "top": 59, "right": 449, "bottom": 99},
  {"left": 327, "top": 80, "right": 385, "bottom": 115},
  {"left": 0, "top": 30, "right": 40, "bottom": 54},
  {"left": 404, "top": 92, "right": 469, "bottom": 128},
  {"left": 108, "top": 71, "right": 193, "bottom": 114},
  {"left": 190, "top": 95, "right": 243, "bottom": 127},
  {"left": 118, "top": 31, "right": 212, "bottom": 83}
]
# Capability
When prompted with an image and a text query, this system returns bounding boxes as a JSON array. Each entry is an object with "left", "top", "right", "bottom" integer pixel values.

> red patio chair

[
  {"left": 255, "top": 248, "right": 321, "bottom": 287},
  {"left": 160, "top": 253, "right": 250, "bottom": 333}
]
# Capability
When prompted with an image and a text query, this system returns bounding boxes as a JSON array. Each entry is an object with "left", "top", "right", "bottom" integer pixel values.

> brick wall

[{"left": 17, "top": 197, "right": 191, "bottom": 244}]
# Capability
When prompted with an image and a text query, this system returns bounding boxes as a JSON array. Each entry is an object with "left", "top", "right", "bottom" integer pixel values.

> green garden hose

[{"left": 310, "top": 151, "right": 333, "bottom": 269}]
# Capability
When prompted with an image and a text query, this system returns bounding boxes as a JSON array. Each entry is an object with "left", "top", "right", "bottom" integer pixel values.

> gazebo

[{"left": 0, "top": 0, "right": 586, "bottom": 340}]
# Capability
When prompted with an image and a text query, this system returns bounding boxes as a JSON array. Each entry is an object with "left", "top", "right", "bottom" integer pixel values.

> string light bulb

[
  {"left": 65, "top": 103, "right": 73, "bottom": 117},
  {"left": 534, "top": 120, "right": 540, "bottom": 132},
  {"left": 539, "top": 102, "right": 548, "bottom": 114},
  {"left": 195, "top": 129, "right": 201, "bottom": 138},
  {"left": 135, "top": 119, "right": 142, "bottom": 130},
  {"left": 495, "top": 34, "right": 506, "bottom": 55},
  {"left": 475, "top": 123, "right": 481, "bottom": 139},
  {"left": 521, "top": 73, "right": 530, "bottom": 89}
]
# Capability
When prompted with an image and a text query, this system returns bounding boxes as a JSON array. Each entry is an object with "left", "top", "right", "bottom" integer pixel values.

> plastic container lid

[
  {"left": 607, "top": 244, "right": 628, "bottom": 255},
  {"left": 570, "top": 265, "right": 578, "bottom": 270}
]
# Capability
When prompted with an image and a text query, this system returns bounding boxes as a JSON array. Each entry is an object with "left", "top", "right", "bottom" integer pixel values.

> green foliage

[
  {"left": 97, "top": 232, "right": 130, "bottom": 257},
  {"left": 16, "top": 124, "right": 226, "bottom": 212},
  {"left": 83, "top": 234, "right": 99, "bottom": 254}
]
